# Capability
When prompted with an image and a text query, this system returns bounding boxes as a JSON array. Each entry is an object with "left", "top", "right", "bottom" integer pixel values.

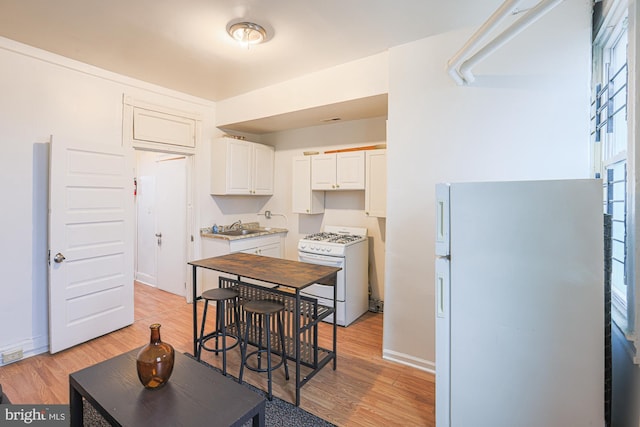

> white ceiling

[{"left": 0, "top": 0, "right": 511, "bottom": 102}]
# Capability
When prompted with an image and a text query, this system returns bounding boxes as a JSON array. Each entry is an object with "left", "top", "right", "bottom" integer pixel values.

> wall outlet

[{"left": 2, "top": 348, "right": 23, "bottom": 364}]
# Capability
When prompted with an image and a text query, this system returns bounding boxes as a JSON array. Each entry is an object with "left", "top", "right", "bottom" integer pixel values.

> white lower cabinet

[{"left": 229, "top": 234, "right": 283, "bottom": 257}]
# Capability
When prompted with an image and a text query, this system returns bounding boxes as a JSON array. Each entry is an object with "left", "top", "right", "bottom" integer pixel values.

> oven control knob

[{"left": 326, "top": 248, "right": 332, "bottom": 253}]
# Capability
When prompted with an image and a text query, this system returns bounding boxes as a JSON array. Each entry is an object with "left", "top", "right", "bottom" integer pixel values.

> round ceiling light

[{"left": 227, "top": 22, "right": 267, "bottom": 46}]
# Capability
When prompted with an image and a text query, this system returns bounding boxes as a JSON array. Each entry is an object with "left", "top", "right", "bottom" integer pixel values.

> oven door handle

[{"left": 298, "top": 252, "right": 343, "bottom": 267}]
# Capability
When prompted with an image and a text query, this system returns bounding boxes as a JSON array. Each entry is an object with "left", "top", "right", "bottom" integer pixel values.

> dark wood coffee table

[{"left": 69, "top": 349, "right": 265, "bottom": 426}]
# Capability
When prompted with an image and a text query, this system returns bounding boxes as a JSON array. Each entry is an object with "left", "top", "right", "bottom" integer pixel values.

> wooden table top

[{"left": 188, "top": 252, "right": 341, "bottom": 290}]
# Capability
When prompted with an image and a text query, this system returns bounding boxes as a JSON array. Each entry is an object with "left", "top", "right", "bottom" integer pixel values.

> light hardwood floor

[{"left": 0, "top": 282, "right": 435, "bottom": 426}]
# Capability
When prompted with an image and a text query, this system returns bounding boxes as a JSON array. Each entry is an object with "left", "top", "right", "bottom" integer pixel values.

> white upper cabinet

[
  {"left": 292, "top": 156, "right": 325, "bottom": 214},
  {"left": 211, "top": 138, "right": 274, "bottom": 195},
  {"left": 252, "top": 142, "right": 275, "bottom": 195},
  {"left": 311, "top": 151, "right": 365, "bottom": 190},
  {"left": 365, "top": 149, "right": 387, "bottom": 217}
]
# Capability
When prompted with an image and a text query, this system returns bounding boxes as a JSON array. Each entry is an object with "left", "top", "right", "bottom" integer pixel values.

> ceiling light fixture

[{"left": 227, "top": 22, "right": 267, "bottom": 47}]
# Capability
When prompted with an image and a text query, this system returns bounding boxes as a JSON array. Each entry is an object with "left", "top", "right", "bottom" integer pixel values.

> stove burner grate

[{"left": 302, "top": 232, "right": 364, "bottom": 244}]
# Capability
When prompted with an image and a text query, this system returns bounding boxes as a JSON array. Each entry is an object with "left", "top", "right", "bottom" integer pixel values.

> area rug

[{"left": 83, "top": 354, "right": 335, "bottom": 427}]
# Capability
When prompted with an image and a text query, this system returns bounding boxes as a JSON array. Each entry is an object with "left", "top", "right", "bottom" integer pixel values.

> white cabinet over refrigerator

[
  {"left": 435, "top": 179, "right": 604, "bottom": 427},
  {"left": 311, "top": 152, "right": 365, "bottom": 190}
]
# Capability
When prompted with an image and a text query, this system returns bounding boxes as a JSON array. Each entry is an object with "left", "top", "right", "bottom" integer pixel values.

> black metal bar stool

[
  {"left": 239, "top": 299, "right": 289, "bottom": 400},
  {"left": 197, "top": 287, "right": 240, "bottom": 376}
]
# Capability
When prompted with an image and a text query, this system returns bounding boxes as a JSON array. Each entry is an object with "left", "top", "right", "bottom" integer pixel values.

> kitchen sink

[{"left": 217, "top": 229, "right": 261, "bottom": 236}]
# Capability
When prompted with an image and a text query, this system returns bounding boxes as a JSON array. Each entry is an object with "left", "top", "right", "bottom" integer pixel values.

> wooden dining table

[{"left": 188, "top": 252, "right": 341, "bottom": 406}]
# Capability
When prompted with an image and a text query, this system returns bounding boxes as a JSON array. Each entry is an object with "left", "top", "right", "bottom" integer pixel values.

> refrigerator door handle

[
  {"left": 435, "top": 184, "right": 450, "bottom": 256},
  {"left": 436, "top": 259, "right": 449, "bottom": 318}
]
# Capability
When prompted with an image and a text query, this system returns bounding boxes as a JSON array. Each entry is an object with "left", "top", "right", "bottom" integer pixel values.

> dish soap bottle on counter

[{"left": 212, "top": 224, "right": 219, "bottom": 233}]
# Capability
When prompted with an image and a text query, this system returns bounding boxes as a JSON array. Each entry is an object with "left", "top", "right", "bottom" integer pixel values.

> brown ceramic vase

[{"left": 136, "top": 323, "right": 175, "bottom": 389}]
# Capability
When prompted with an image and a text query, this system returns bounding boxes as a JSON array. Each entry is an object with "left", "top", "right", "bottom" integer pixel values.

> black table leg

[
  {"left": 69, "top": 381, "right": 83, "bottom": 427},
  {"left": 333, "top": 279, "right": 337, "bottom": 370},
  {"left": 252, "top": 405, "right": 265, "bottom": 427},
  {"left": 192, "top": 265, "right": 198, "bottom": 356},
  {"left": 295, "top": 291, "right": 301, "bottom": 406}
]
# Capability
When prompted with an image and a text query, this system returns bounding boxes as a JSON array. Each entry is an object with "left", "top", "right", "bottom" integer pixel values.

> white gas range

[{"left": 297, "top": 226, "right": 369, "bottom": 327}]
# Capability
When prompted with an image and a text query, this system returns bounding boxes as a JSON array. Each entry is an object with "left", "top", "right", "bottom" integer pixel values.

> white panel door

[
  {"left": 135, "top": 174, "right": 157, "bottom": 286},
  {"left": 156, "top": 157, "right": 187, "bottom": 297},
  {"left": 48, "top": 138, "right": 134, "bottom": 353}
]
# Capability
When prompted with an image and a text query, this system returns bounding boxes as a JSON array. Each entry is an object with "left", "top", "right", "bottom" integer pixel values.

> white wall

[
  {"left": 0, "top": 37, "right": 216, "bottom": 362},
  {"left": 383, "top": 0, "right": 593, "bottom": 370}
]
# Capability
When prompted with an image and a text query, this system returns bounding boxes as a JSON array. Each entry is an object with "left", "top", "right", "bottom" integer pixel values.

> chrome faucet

[{"left": 229, "top": 220, "right": 242, "bottom": 230}]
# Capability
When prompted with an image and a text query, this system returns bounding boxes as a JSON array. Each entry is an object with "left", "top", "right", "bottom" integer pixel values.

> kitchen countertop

[{"left": 200, "top": 222, "right": 287, "bottom": 241}]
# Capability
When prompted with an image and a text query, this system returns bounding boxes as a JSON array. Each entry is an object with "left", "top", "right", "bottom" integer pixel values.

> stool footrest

[
  {"left": 243, "top": 349, "right": 287, "bottom": 373},
  {"left": 200, "top": 333, "right": 240, "bottom": 353}
]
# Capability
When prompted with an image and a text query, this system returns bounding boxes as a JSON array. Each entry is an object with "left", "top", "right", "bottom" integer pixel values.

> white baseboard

[
  {"left": 135, "top": 273, "right": 156, "bottom": 286},
  {"left": 382, "top": 348, "right": 435, "bottom": 374}
]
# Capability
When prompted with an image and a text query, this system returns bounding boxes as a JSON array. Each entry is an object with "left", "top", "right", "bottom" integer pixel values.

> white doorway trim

[{"left": 123, "top": 95, "right": 199, "bottom": 303}]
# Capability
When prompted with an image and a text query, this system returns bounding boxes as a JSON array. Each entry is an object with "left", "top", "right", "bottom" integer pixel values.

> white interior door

[
  {"left": 135, "top": 174, "right": 157, "bottom": 286},
  {"left": 155, "top": 156, "right": 187, "bottom": 297},
  {"left": 48, "top": 138, "right": 134, "bottom": 354}
]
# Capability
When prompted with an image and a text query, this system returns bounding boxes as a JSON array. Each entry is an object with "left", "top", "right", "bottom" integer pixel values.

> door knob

[
  {"left": 155, "top": 232, "right": 162, "bottom": 245},
  {"left": 53, "top": 253, "right": 66, "bottom": 263},
  {"left": 155, "top": 233, "right": 162, "bottom": 237}
]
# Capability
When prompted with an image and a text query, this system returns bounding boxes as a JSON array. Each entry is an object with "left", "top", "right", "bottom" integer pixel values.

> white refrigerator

[{"left": 435, "top": 179, "right": 604, "bottom": 427}]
